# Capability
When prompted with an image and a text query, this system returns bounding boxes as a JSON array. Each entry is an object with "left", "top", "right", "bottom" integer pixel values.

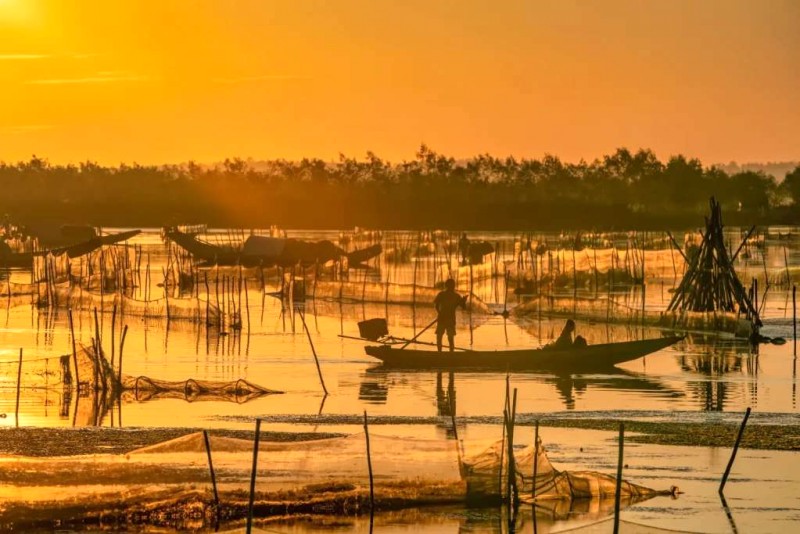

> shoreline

[{"left": 2, "top": 418, "right": 798, "bottom": 456}]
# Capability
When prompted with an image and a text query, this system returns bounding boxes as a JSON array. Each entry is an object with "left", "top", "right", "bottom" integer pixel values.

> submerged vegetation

[{"left": 2, "top": 147, "right": 799, "bottom": 229}]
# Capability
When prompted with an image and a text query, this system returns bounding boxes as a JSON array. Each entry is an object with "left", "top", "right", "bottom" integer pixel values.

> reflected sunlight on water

[{"left": 2, "top": 228, "right": 800, "bottom": 531}]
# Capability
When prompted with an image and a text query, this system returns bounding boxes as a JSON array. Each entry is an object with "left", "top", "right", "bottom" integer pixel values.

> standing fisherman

[{"left": 434, "top": 278, "right": 467, "bottom": 352}]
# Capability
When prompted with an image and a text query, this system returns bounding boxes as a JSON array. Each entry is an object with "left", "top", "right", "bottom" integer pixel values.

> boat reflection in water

[
  {"left": 549, "top": 368, "right": 683, "bottom": 410},
  {"left": 361, "top": 364, "right": 680, "bottom": 415}
]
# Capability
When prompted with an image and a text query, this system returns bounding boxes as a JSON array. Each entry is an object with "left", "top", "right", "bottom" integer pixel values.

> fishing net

[
  {"left": 119, "top": 376, "right": 281, "bottom": 403},
  {"left": 0, "top": 429, "right": 676, "bottom": 529},
  {"left": 298, "top": 279, "right": 491, "bottom": 314},
  {"left": 549, "top": 517, "right": 704, "bottom": 533},
  {"left": 437, "top": 256, "right": 500, "bottom": 286},
  {"left": 0, "top": 344, "right": 105, "bottom": 426},
  {"left": 508, "top": 248, "right": 683, "bottom": 288},
  {"left": 513, "top": 295, "right": 752, "bottom": 337},
  {"left": 464, "top": 439, "right": 673, "bottom": 504},
  {"left": 73, "top": 342, "right": 281, "bottom": 403},
  {"left": 0, "top": 351, "right": 68, "bottom": 393},
  {"left": 48, "top": 286, "right": 221, "bottom": 325},
  {"left": 0, "top": 342, "right": 281, "bottom": 427},
  {"left": 0, "top": 279, "right": 37, "bottom": 296}
]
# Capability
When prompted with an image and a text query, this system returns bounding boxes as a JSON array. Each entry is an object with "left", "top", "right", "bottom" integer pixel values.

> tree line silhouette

[{"left": 2, "top": 146, "right": 799, "bottom": 230}]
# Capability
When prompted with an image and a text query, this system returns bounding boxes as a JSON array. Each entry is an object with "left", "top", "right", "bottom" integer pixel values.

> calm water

[{"left": 1, "top": 227, "right": 800, "bottom": 532}]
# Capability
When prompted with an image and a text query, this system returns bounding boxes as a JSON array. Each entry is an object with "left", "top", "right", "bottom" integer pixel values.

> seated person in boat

[
  {"left": 435, "top": 278, "right": 467, "bottom": 352},
  {"left": 553, "top": 319, "right": 576, "bottom": 348}
]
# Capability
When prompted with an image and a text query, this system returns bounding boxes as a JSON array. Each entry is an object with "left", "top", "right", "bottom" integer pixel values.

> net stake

[
  {"left": 613, "top": 422, "right": 625, "bottom": 534},
  {"left": 719, "top": 407, "right": 751, "bottom": 494},
  {"left": 203, "top": 430, "right": 220, "bottom": 520},
  {"left": 15, "top": 348, "right": 22, "bottom": 428},
  {"left": 246, "top": 418, "right": 262, "bottom": 533},
  {"left": 296, "top": 306, "right": 327, "bottom": 394},
  {"left": 364, "top": 411, "right": 375, "bottom": 511}
]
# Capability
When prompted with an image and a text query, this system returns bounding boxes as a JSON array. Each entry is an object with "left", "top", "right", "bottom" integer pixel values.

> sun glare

[{"left": 0, "top": 0, "right": 37, "bottom": 25}]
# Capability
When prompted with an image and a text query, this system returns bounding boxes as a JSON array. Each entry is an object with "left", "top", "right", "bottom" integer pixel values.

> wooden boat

[
  {"left": 165, "top": 228, "right": 382, "bottom": 267},
  {"left": 364, "top": 336, "right": 683, "bottom": 372},
  {"left": 57, "top": 229, "right": 141, "bottom": 258}
]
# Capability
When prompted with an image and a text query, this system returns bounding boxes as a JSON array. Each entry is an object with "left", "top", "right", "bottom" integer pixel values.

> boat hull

[{"left": 364, "top": 336, "right": 683, "bottom": 372}]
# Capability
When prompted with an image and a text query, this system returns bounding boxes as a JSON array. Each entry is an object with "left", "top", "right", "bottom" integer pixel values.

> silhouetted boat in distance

[
  {"left": 165, "top": 228, "right": 382, "bottom": 267},
  {"left": 364, "top": 336, "right": 683, "bottom": 372},
  {"left": 1, "top": 227, "right": 141, "bottom": 268}
]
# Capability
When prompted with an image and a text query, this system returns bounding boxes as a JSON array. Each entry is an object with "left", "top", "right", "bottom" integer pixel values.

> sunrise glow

[{"left": 0, "top": 0, "right": 795, "bottom": 165}]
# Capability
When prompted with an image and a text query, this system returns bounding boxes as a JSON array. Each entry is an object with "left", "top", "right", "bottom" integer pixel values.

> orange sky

[{"left": 0, "top": 0, "right": 798, "bottom": 165}]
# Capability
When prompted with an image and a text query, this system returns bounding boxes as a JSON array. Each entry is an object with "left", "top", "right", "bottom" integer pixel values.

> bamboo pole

[
  {"left": 784, "top": 246, "right": 791, "bottom": 287},
  {"left": 794, "top": 285, "right": 797, "bottom": 357},
  {"left": 499, "top": 375, "right": 509, "bottom": 498},
  {"left": 364, "top": 411, "right": 375, "bottom": 511},
  {"left": 296, "top": 306, "right": 328, "bottom": 394},
  {"left": 244, "top": 278, "right": 251, "bottom": 331},
  {"left": 246, "top": 418, "right": 262, "bottom": 534},
  {"left": 110, "top": 302, "right": 117, "bottom": 369},
  {"left": 719, "top": 407, "right": 751, "bottom": 494},
  {"left": 15, "top": 348, "right": 22, "bottom": 428},
  {"left": 532, "top": 420, "right": 539, "bottom": 501},
  {"left": 613, "top": 423, "right": 625, "bottom": 534},
  {"left": 399, "top": 317, "right": 438, "bottom": 350},
  {"left": 117, "top": 325, "right": 128, "bottom": 388},
  {"left": 412, "top": 232, "right": 419, "bottom": 306},
  {"left": 507, "top": 388, "right": 519, "bottom": 505},
  {"left": 68, "top": 308, "right": 79, "bottom": 390},
  {"left": 204, "top": 273, "right": 211, "bottom": 326},
  {"left": 203, "top": 430, "right": 220, "bottom": 511}
]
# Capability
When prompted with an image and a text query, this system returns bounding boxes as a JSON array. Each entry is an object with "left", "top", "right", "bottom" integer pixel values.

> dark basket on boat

[{"left": 358, "top": 318, "right": 389, "bottom": 341}]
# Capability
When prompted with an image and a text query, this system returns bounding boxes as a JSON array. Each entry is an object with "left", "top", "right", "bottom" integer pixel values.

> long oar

[
  {"left": 399, "top": 318, "right": 438, "bottom": 350},
  {"left": 393, "top": 337, "right": 471, "bottom": 351}
]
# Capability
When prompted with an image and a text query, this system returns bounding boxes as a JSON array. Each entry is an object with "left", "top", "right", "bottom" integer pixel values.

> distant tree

[
  {"left": 729, "top": 170, "right": 775, "bottom": 214},
  {"left": 781, "top": 166, "right": 800, "bottom": 206}
]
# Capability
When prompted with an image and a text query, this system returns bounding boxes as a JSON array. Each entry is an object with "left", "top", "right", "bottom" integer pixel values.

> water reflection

[
  {"left": 361, "top": 365, "right": 680, "bottom": 414},
  {"left": 548, "top": 369, "right": 682, "bottom": 410},
  {"left": 678, "top": 335, "right": 757, "bottom": 411},
  {"left": 4, "top": 228, "right": 800, "bottom": 430},
  {"left": 248, "top": 498, "right": 658, "bottom": 534}
]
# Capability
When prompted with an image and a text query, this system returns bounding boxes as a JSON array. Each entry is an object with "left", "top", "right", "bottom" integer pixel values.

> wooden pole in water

[
  {"left": 117, "top": 325, "right": 128, "bottom": 388},
  {"left": 719, "top": 407, "right": 751, "bottom": 494},
  {"left": 507, "top": 388, "right": 519, "bottom": 505},
  {"left": 296, "top": 306, "right": 328, "bottom": 394},
  {"left": 110, "top": 302, "right": 117, "bottom": 369},
  {"left": 532, "top": 419, "right": 539, "bottom": 501},
  {"left": 15, "top": 348, "right": 22, "bottom": 428},
  {"left": 499, "top": 376, "right": 509, "bottom": 498},
  {"left": 613, "top": 422, "right": 625, "bottom": 534},
  {"left": 203, "top": 430, "right": 220, "bottom": 511},
  {"left": 793, "top": 285, "right": 796, "bottom": 357},
  {"left": 571, "top": 245, "right": 577, "bottom": 294},
  {"left": 68, "top": 308, "right": 79, "bottom": 390},
  {"left": 93, "top": 307, "right": 101, "bottom": 349},
  {"left": 784, "top": 246, "right": 791, "bottom": 287},
  {"left": 363, "top": 411, "right": 375, "bottom": 511},
  {"left": 413, "top": 232, "right": 419, "bottom": 306},
  {"left": 244, "top": 278, "right": 251, "bottom": 331},
  {"left": 204, "top": 273, "right": 211, "bottom": 326},
  {"left": 246, "top": 418, "right": 262, "bottom": 534},
  {"left": 92, "top": 307, "right": 101, "bottom": 390}
]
